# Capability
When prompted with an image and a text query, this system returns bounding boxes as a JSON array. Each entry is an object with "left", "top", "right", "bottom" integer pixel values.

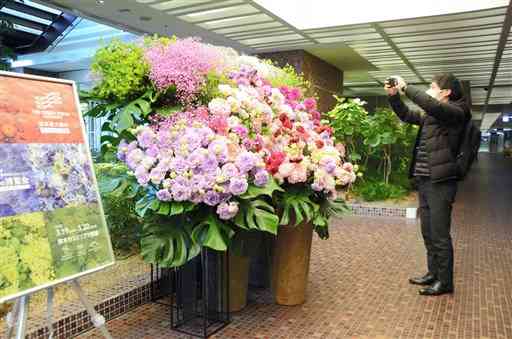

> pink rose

[
  {"left": 343, "top": 162, "right": 354, "bottom": 172},
  {"left": 336, "top": 143, "right": 346, "bottom": 158},
  {"left": 288, "top": 163, "right": 308, "bottom": 184}
]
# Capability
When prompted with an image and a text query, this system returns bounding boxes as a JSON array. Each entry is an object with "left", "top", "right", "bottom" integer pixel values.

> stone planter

[
  {"left": 228, "top": 252, "right": 250, "bottom": 312},
  {"left": 271, "top": 221, "right": 314, "bottom": 306}
]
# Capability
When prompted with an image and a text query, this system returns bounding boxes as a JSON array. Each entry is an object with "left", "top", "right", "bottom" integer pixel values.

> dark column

[
  {"left": 460, "top": 80, "right": 472, "bottom": 106},
  {"left": 257, "top": 50, "right": 343, "bottom": 113}
]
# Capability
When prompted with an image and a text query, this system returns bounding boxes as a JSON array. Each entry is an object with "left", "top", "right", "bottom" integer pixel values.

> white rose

[{"left": 218, "top": 84, "right": 233, "bottom": 97}]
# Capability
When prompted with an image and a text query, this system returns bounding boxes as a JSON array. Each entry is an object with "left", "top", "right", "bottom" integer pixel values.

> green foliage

[
  {"left": 81, "top": 88, "right": 158, "bottom": 161},
  {"left": 328, "top": 99, "right": 417, "bottom": 201},
  {"left": 95, "top": 163, "right": 142, "bottom": 257},
  {"left": 234, "top": 199, "right": 279, "bottom": 235},
  {"left": 363, "top": 108, "right": 404, "bottom": 184},
  {"left": 312, "top": 198, "right": 350, "bottom": 239},
  {"left": 140, "top": 215, "right": 199, "bottom": 267},
  {"left": 142, "top": 34, "right": 176, "bottom": 48},
  {"left": 352, "top": 179, "right": 407, "bottom": 202},
  {"left": 192, "top": 213, "right": 235, "bottom": 251},
  {"left": 265, "top": 61, "right": 314, "bottom": 96},
  {"left": 272, "top": 185, "right": 349, "bottom": 239},
  {"left": 199, "top": 71, "right": 234, "bottom": 104},
  {"left": 326, "top": 97, "right": 370, "bottom": 162},
  {"left": 90, "top": 39, "right": 151, "bottom": 102},
  {"left": 278, "top": 187, "right": 318, "bottom": 227}
]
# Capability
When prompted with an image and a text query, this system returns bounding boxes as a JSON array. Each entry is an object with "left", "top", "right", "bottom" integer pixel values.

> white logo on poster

[{"left": 34, "top": 92, "right": 63, "bottom": 110}]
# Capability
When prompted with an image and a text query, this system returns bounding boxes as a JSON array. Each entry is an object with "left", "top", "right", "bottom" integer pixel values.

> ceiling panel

[
  {"left": 198, "top": 13, "right": 273, "bottom": 29},
  {"left": 383, "top": 16, "right": 505, "bottom": 34},
  {"left": 179, "top": 4, "right": 259, "bottom": 23}
]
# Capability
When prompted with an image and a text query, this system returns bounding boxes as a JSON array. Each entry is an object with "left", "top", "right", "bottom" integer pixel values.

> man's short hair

[{"left": 432, "top": 73, "right": 464, "bottom": 102}]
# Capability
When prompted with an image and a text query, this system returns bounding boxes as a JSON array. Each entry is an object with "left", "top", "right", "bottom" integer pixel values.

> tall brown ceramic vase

[{"left": 271, "top": 221, "right": 314, "bottom": 306}]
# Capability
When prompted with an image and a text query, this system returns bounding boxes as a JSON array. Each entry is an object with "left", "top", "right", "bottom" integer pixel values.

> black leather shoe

[
  {"left": 419, "top": 281, "right": 454, "bottom": 296},
  {"left": 409, "top": 273, "right": 436, "bottom": 286}
]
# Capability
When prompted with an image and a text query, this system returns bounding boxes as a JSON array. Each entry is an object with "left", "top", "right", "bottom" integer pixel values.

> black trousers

[{"left": 416, "top": 176, "right": 458, "bottom": 287}]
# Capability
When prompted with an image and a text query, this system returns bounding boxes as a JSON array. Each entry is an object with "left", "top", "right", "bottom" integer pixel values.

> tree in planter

[
  {"left": 363, "top": 108, "right": 403, "bottom": 185},
  {"left": 328, "top": 99, "right": 417, "bottom": 201}
]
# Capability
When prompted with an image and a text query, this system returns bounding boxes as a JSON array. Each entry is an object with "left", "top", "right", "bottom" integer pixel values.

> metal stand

[
  {"left": 70, "top": 280, "right": 113, "bottom": 339},
  {"left": 4, "top": 279, "right": 113, "bottom": 339},
  {"left": 4, "top": 295, "right": 29, "bottom": 339},
  {"left": 150, "top": 264, "right": 174, "bottom": 305},
  {"left": 170, "top": 248, "right": 230, "bottom": 338},
  {"left": 46, "top": 287, "right": 55, "bottom": 339}
]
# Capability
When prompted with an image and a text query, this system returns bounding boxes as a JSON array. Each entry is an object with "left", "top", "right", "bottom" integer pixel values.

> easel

[{"left": 4, "top": 279, "right": 112, "bottom": 339}]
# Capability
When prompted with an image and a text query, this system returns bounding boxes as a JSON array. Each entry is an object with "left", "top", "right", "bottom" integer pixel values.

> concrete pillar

[{"left": 257, "top": 50, "right": 343, "bottom": 113}]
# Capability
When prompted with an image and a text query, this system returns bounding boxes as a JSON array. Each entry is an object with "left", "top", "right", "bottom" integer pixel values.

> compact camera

[{"left": 385, "top": 77, "right": 398, "bottom": 87}]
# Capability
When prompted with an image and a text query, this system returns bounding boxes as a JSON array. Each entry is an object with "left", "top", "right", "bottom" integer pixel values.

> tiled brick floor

[{"left": 78, "top": 153, "right": 512, "bottom": 339}]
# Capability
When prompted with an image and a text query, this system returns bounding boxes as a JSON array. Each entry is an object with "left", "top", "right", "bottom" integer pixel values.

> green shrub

[
  {"left": 90, "top": 39, "right": 150, "bottom": 102},
  {"left": 353, "top": 179, "right": 407, "bottom": 202}
]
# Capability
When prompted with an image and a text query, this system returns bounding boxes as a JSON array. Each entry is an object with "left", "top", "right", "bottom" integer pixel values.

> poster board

[{"left": 0, "top": 71, "right": 115, "bottom": 303}]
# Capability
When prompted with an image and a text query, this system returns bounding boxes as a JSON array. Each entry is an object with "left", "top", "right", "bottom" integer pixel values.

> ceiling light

[{"left": 96, "top": 0, "right": 105, "bottom": 5}]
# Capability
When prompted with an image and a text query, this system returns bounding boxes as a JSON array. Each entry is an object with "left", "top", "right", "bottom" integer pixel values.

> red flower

[
  {"left": 266, "top": 151, "right": 286, "bottom": 174},
  {"left": 296, "top": 125, "right": 306, "bottom": 133},
  {"left": 279, "top": 113, "right": 293, "bottom": 129},
  {"left": 315, "top": 139, "right": 325, "bottom": 149},
  {"left": 314, "top": 125, "right": 333, "bottom": 136}
]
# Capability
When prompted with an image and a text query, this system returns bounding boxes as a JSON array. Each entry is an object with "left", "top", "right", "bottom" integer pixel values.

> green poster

[
  {"left": 46, "top": 204, "right": 113, "bottom": 279},
  {"left": 0, "top": 204, "right": 114, "bottom": 302}
]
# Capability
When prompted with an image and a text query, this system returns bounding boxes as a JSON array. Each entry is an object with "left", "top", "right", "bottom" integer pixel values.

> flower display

[
  {"left": 117, "top": 37, "right": 356, "bottom": 214},
  {"left": 88, "top": 35, "right": 359, "bottom": 267},
  {"left": 118, "top": 108, "right": 270, "bottom": 220}
]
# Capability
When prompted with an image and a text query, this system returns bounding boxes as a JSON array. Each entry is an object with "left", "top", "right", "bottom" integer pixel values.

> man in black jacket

[{"left": 385, "top": 73, "right": 471, "bottom": 296}]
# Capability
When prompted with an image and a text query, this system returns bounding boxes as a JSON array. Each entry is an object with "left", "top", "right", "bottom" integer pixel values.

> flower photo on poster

[{"left": 0, "top": 144, "right": 97, "bottom": 217}]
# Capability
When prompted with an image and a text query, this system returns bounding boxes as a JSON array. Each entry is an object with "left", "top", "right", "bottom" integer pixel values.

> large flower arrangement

[{"left": 84, "top": 36, "right": 356, "bottom": 267}]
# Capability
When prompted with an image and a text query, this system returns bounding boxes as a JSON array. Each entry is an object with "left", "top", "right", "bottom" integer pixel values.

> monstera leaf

[
  {"left": 312, "top": 198, "right": 349, "bottom": 239},
  {"left": 279, "top": 190, "right": 319, "bottom": 226},
  {"left": 234, "top": 199, "right": 279, "bottom": 235},
  {"left": 191, "top": 214, "right": 234, "bottom": 251},
  {"left": 239, "top": 178, "right": 284, "bottom": 200},
  {"left": 140, "top": 219, "right": 199, "bottom": 268}
]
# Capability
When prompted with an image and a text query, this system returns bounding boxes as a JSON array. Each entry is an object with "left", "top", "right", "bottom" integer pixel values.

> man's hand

[
  {"left": 395, "top": 76, "right": 407, "bottom": 93},
  {"left": 384, "top": 76, "right": 407, "bottom": 96}
]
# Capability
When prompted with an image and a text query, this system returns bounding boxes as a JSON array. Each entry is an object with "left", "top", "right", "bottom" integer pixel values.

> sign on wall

[{"left": 0, "top": 71, "right": 115, "bottom": 303}]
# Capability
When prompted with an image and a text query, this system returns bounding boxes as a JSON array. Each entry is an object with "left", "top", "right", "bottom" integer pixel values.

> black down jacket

[{"left": 388, "top": 86, "right": 471, "bottom": 183}]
